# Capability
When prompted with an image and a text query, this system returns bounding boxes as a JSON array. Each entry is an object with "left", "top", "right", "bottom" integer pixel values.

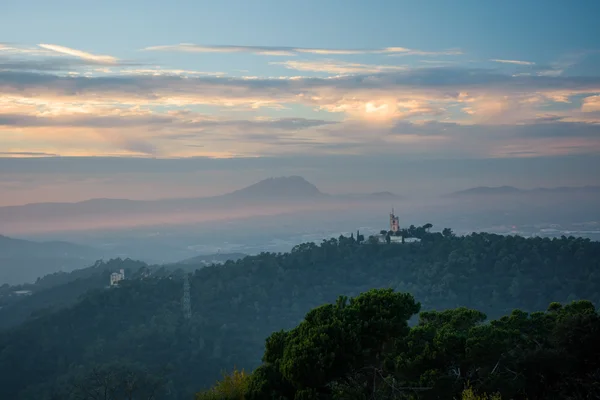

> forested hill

[
  {"left": 1, "top": 231, "right": 599, "bottom": 399},
  {"left": 0, "top": 258, "right": 149, "bottom": 330}
]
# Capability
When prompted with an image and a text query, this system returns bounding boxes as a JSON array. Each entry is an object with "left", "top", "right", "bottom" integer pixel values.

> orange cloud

[
  {"left": 38, "top": 43, "right": 119, "bottom": 64},
  {"left": 2, "top": 62, "right": 600, "bottom": 159},
  {"left": 582, "top": 95, "right": 600, "bottom": 112}
]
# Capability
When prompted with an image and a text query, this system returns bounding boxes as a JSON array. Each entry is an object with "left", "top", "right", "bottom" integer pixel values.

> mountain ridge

[
  {"left": 0, "top": 176, "right": 342, "bottom": 235},
  {"left": 0, "top": 176, "right": 326, "bottom": 209},
  {"left": 0, "top": 234, "right": 98, "bottom": 257},
  {"left": 447, "top": 185, "right": 600, "bottom": 197},
  {"left": 0, "top": 235, "right": 104, "bottom": 285}
]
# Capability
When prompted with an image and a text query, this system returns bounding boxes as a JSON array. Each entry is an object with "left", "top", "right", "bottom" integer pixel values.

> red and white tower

[{"left": 389, "top": 208, "right": 400, "bottom": 233}]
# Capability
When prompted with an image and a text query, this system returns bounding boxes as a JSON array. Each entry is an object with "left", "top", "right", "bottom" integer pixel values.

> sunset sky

[{"left": 1, "top": 0, "right": 600, "bottom": 205}]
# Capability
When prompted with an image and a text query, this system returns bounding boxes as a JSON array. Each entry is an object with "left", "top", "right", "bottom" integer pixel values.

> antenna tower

[{"left": 182, "top": 273, "right": 192, "bottom": 320}]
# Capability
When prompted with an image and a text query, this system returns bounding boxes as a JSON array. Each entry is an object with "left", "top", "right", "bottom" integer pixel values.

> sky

[{"left": 1, "top": 0, "right": 600, "bottom": 205}]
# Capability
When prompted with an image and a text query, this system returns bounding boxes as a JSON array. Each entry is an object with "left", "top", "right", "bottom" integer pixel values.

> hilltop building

[
  {"left": 390, "top": 209, "right": 400, "bottom": 233},
  {"left": 110, "top": 269, "right": 125, "bottom": 286},
  {"left": 370, "top": 210, "right": 423, "bottom": 244}
]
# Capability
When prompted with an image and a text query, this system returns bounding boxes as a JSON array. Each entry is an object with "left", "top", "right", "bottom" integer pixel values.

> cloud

[
  {"left": 2, "top": 68, "right": 599, "bottom": 104},
  {"left": 142, "top": 44, "right": 298, "bottom": 56},
  {"left": 271, "top": 60, "right": 407, "bottom": 74},
  {"left": 490, "top": 59, "right": 535, "bottom": 66},
  {"left": 0, "top": 112, "right": 177, "bottom": 128},
  {"left": 115, "top": 138, "right": 157, "bottom": 155},
  {"left": 386, "top": 119, "right": 600, "bottom": 158},
  {"left": 512, "top": 119, "right": 600, "bottom": 138},
  {"left": 142, "top": 43, "right": 461, "bottom": 57},
  {"left": 38, "top": 44, "right": 118, "bottom": 65},
  {"left": 116, "top": 68, "right": 225, "bottom": 77},
  {"left": 0, "top": 44, "right": 53, "bottom": 56},
  {"left": 1, "top": 60, "right": 600, "bottom": 160},
  {"left": 207, "top": 117, "right": 337, "bottom": 131},
  {"left": 0, "top": 112, "right": 335, "bottom": 131},
  {"left": 0, "top": 108, "right": 339, "bottom": 156},
  {"left": 406, "top": 118, "right": 600, "bottom": 140},
  {"left": 0, "top": 44, "right": 136, "bottom": 73},
  {"left": 386, "top": 48, "right": 463, "bottom": 57},
  {"left": 1, "top": 66, "right": 599, "bottom": 133},
  {"left": 0, "top": 56, "right": 118, "bottom": 72},
  {"left": 0, "top": 151, "right": 59, "bottom": 157},
  {"left": 582, "top": 95, "right": 600, "bottom": 112}
]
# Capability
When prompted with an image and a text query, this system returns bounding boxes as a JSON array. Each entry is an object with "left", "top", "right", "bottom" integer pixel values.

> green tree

[
  {"left": 247, "top": 289, "right": 420, "bottom": 399},
  {"left": 443, "top": 228, "right": 455, "bottom": 237},
  {"left": 195, "top": 369, "right": 250, "bottom": 400}
]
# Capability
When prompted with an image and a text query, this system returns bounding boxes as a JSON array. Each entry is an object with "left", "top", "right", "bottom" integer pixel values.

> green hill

[
  {"left": 0, "top": 258, "right": 149, "bottom": 330},
  {"left": 0, "top": 231, "right": 599, "bottom": 399}
]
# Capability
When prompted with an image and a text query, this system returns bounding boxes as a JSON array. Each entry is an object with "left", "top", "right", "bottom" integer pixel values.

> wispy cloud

[
  {"left": 38, "top": 44, "right": 118, "bottom": 65},
  {"left": 582, "top": 95, "right": 600, "bottom": 112},
  {"left": 0, "top": 44, "right": 52, "bottom": 56},
  {"left": 1, "top": 43, "right": 134, "bottom": 73},
  {"left": 0, "top": 57, "right": 122, "bottom": 72},
  {"left": 142, "top": 43, "right": 461, "bottom": 57},
  {"left": 0, "top": 151, "right": 59, "bottom": 157},
  {"left": 271, "top": 60, "right": 407, "bottom": 74},
  {"left": 387, "top": 48, "right": 463, "bottom": 57},
  {"left": 142, "top": 44, "right": 295, "bottom": 56},
  {"left": 490, "top": 59, "right": 536, "bottom": 66},
  {"left": 0, "top": 106, "right": 340, "bottom": 157},
  {"left": 116, "top": 68, "right": 225, "bottom": 77},
  {"left": 0, "top": 112, "right": 335, "bottom": 132}
]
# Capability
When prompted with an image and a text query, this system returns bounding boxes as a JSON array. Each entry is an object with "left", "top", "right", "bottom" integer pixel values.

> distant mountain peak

[{"left": 228, "top": 176, "right": 324, "bottom": 199}]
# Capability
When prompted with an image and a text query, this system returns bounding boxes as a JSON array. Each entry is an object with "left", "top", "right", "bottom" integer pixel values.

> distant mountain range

[
  {"left": 3, "top": 176, "right": 599, "bottom": 237},
  {"left": 0, "top": 235, "right": 96, "bottom": 258},
  {"left": 0, "top": 176, "right": 326, "bottom": 216},
  {"left": 447, "top": 185, "right": 600, "bottom": 197},
  {"left": 0, "top": 176, "right": 404, "bottom": 235}
]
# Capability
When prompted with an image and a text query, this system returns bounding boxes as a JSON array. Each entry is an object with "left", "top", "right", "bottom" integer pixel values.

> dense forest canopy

[
  {"left": 197, "top": 289, "right": 600, "bottom": 400},
  {"left": 0, "top": 230, "right": 599, "bottom": 399}
]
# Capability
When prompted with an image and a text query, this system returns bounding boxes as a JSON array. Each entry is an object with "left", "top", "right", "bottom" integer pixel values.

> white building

[
  {"left": 390, "top": 236, "right": 403, "bottom": 243},
  {"left": 375, "top": 235, "right": 421, "bottom": 244},
  {"left": 12, "top": 290, "right": 33, "bottom": 296},
  {"left": 110, "top": 269, "right": 125, "bottom": 286}
]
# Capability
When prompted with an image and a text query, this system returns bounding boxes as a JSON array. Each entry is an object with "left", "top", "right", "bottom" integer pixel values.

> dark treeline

[
  {"left": 197, "top": 289, "right": 600, "bottom": 399},
  {"left": 0, "top": 230, "right": 599, "bottom": 399}
]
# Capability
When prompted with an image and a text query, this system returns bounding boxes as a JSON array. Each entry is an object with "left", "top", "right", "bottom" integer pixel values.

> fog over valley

[{"left": 2, "top": 176, "right": 600, "bottom": 285}]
